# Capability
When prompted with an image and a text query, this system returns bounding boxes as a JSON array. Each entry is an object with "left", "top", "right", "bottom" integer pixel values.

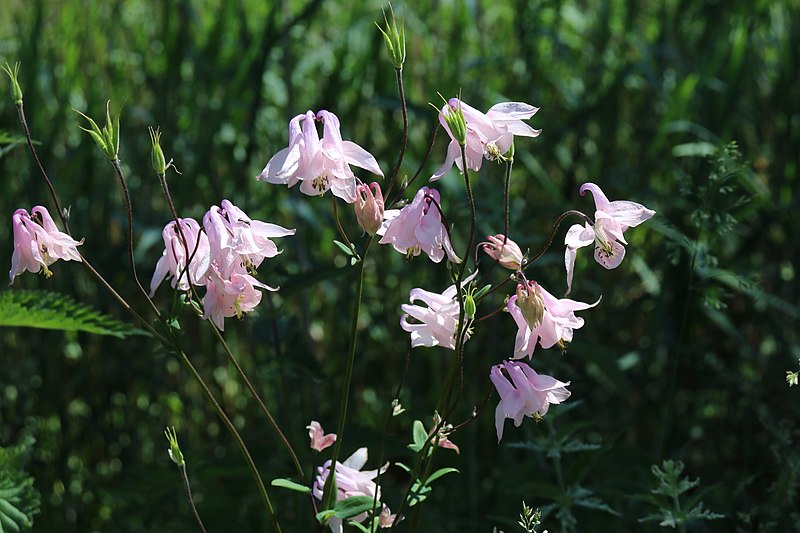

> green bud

[
  {"left": 149, "top": 126, "right": 166, "bottom": 176},
  {"left": 515, "top": 282, "right": 544, "bottom": 329},
  {"left": 1, "top": 62, "right": 23, "bottom": 105},
  {"left": 442, "top": 99, "right": 467, "bottom": 146},
  {"left": 376, "top": 4, "right": 405, "bottom": 69},
  {"left": 464, "top": 291, "right": 476, "bottom": 320},
  {"left": 74, "top": 101, "right": 122, "bottom": 160},
  {"left": 164, "top": 426, "right": 185, "bottom": 467}
]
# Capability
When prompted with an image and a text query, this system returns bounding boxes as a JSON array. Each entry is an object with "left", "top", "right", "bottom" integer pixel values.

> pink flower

[
  {"left": 400, "top": 271, "right": 477, "bottom": 349},
  {"left": 354, "top": 182, "right": 384, "bottom": 235},
  {"left": 312, "top": 448, "right": 389, "bottom": 533},
  {"left": 431, "top": 99, "right": 540, "bottom": 181},
  {"left": 490, "top": 360, "right": 571, "bottom": 441},
  {"left": 481, "top": 234, "right": 524, "bottom": 271},
  {"left": 258, "top": 110, "right": 383, "bottom": 203},
  {"left": 150, "top": 218, "right": 210, "bottom": 295},
  {"left": 10, "top": 206, "right": 82, "bottom": 283},
  {"left": 378, "top": 505, "right": 398, "bottom": 528},
  {"left": 378, "top": 187, "right": 460, "bottom": 263},
  {"left": 564, "top": 182, "right": 655, "bottom": 292},
  {"left": 507, "top": 280, "right": 598, "bottom": 359},
  {"left": 307, "top": 421, "right": 337, "bottom": 453},
  {"left": 202, "top": 266, "right": 274, "bottom": 331}
]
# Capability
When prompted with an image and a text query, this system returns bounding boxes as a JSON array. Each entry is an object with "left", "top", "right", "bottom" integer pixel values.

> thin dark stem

[
  {"left": 110, "top": 159, "right": 162, "bottom": 317},
  {"left": 322, "top": 237, "right": 374, "bottom": 511},
  {"left": 475, "top": 159, "right": 514, "bottom": 286},
  {"left": 384, "top": 68, "right": 408, "bottom": 201},
  {"left": 331, "top": 195, "right": 354, "bottom": 251},
  {"left": 179, "top": 464, "right": 207, "bottom": 533},
  {"left": 208, "top": 323, "right": 305, "bottom": 478},
  {"left": 451, "top": 386, "right": 493, "bottom": 432},
  {"left": 474, "top": 303, "right": 506, "bottom": 323},
  {"left": 392, "top": 122, "right": 439, "bottom": 206},
  {"left": 425, "top": 195, "right": 457, "bottom": 260},
  {"left": 526, "top": 209, "right": 592, "bottom": 266}
]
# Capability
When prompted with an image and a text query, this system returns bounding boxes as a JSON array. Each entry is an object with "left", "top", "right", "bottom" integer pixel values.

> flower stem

[
  {"left": 179, "top": 464, "right": 206, "bottom": 533},
  {"left": 384, "top": 67, "right": 408, "bottom": 201},
  {"left": 393, "top": 121, "right": 439, "bottom": 205},
  {"left": 331, "top": 195, "right": 354, "bottom": 251}
]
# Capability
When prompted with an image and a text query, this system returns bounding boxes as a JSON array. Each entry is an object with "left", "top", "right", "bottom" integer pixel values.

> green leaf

[
  {"left": 407, "top": 420, "right": 427, "bottom": 452},
  {"left": 333, "top": 239, "right": 356, "bottom": 257},
  {"left": 0, "top": 290, "right": 146, "bottom": 338},
  {"left": 327, "top": 496, "right": 375, "bottom": 519},
  {"left": 271, "top": 478, "right": 311, "bottom": 494},
  {"left": 425, "top": 467, "right": 459, "bottom": 485},
  {"left": 0, "top": 436, "right": 41, "bottom": 531}
]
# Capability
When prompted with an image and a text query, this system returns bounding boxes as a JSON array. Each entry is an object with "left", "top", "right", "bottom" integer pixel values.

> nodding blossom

[
  {"left": 10, "top": 206, "right": 82, "bottom": 284},
  {"left": 400, "top": 271, "right": 478, "bottom": 350},
  {"left": 354, "top": 182, "right": 384, "bottom": 235},
  {"left": 150, "top": 218, "right": 210, "bottom": 296},
  {"left": 312, "top": 448, "right": 389, "bottom": 533},
  {"left": 258, "top": 110, "right": 383, "bottom": 203},
  {"left": 431, "top": 98, "right": 540, "bottom": 181},
  {"left": 481, "top": 234, "right": 524, "bottom": 271},
  {"left": 564, "top": 182, "right": 655, "bottom": 293},
  {"left": 202, "top": 266, "right": 273, "bottom": 331},
  {"left": 507, "top": 280, "right": 598, "bottom": 359},
  {"left": 490, "top": 360, "right": 571, "bottom": 441},
  {"left": 307, "top": 421, "right": 337, "bottom": 453},
  {"left": 378, "top": 186, "right": 460, "bottom": 263}
]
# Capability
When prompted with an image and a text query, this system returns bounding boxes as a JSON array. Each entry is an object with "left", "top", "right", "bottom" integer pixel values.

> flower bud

[
  {"left": 515, "top": 281, "right": 544, "bottom": 329},
  {"left": 149, "top": 127, "right": 166, "bottom": 176},
  {"left": 354, "top": 182, "right": 384, "bottom": 235},
  {"left": 2, "top": 62, "right": 23, "bottom": 105},
  {"left": 464, "top": 291, "right": 476, "bottom": 320},
  {"left": 164, "top": 426, "right": 185, "bottom": 467},
  {"left": 442, "top": 98, "right": 467, "bottom": 146},
  {"left": 75, "top": 101, "right": 121, "bottom": 160},
  {"left": 482, "top": 234, "right": 524, "bottom": 271},
  {"left": 376, "top": 4, "right": 405, "bottom": 69}
]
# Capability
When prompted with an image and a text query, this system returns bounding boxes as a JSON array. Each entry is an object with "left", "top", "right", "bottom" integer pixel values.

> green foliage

[
  {"left": 639, "top": 460, "right": 723, "bottom": 529},
  {"left": 0, "top": 290, "right": 144, "bottom": 338},
  {"left": 270, "top": 478, "right": 311, "bottom": 494},
  {"left": 0, "top": 436, "right": 40, "bottom": 532},
  {"left": 316, "top": 495, "right": 375, "bottom": 522}
]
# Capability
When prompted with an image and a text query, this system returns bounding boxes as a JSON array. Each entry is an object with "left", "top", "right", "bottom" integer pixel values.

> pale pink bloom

[
  {"left": 490, "top": 360, "right": 571, "bottom": 441},
  {"left": 431, "top": 98, "right": 540, "bottom": 181},
  {"left": 507, "top": 280, "right": 598, "bottom": 359},
  {"left": 257, "top": 110, "right": 383, "bottom": 203},
  {"left": 312, "top": 447, "right": 389, "bottom": 533},
  {"left": 10, "top": 206, "right": 82, "bottom": 283},
  {"left": 429, "top": 415, "right": 460, "bottom": 454},
  {"left": 481, "top": 234, "right": 524, "bottom": 271},
  {"left": 378, "top": 187, "right": 459, "bottom": 263},
  {"left": 354, "top": 182, "right": 384, "bottom": 235},
  {"left": 150, "top": 218, "right": 210, "bottom": 296},
  {"left": 202, "top": 266, "right": 274, "bottom": 331},
  {"left": 203, "top": 200, "right": 294, "bottom": 278},
  {"left": 400, "top": 271, "right": 477, "bottom": 349},
  {"left": 307, "top": 421, "right": 337, "bottom": 453},
  {"left": 378, "top": 504, "right": 398, "bottom": 528},
  {"left": 564, "top": 182, "right": 655, "bottom": 292}
]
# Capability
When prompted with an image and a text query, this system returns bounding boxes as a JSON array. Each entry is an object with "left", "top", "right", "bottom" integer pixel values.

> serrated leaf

[
  {"left": 0, "top": 437, "right": 41, "bottom": 532},
  {"left": 0, "top": 290, "right": 145, "bottom": 338},
  {"left": 271, "top": 478, "right": 311, "bottom": 494}
]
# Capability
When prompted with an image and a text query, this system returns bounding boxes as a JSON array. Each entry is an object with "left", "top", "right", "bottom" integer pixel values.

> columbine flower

[
  {"left": 490, "top": 360, "right": 571, "bottom": 441},
  {"left": 378, "top": 187, "right": 460, "bottom": 263},
  {"left": 481, "top": 234, "right": 524, "bottom": 271},
  {"left": 150, "top": 218, "right": 210, "bottom": 295},
  {"left": 257, "top": 110, "right": 383, "bottom": 203},
  {"left": 202, "top": 266, "right": 274, "bottom": 331},
  {"left": 378, "top": 504, "right": 398, "bottom": 528},
  {"left": 307, "top": 421, "right": 337, "bottom": 452},
  {"left": 400, "top": 272, "right": 477, "bottom": 349},
  {"left": 354, "top": 182, "right": 384, "bottom": 235},
  {"left": 564, "top": 182, "right": 655, "bottom": 292},
  {"left": 10, "top": 206, "right": 82, "bottom": 283},
  {"left": 507, "top": 280, "right": 598, "bottom": 359},
  {"left": 312, "top": 448, "right": 389, "bottom": 533},
  {"left": 430, "top": 413, "right": 460, "bottom": 454},
  {"left": 431, "top": 98, "right": 540, "bottom": 181}
]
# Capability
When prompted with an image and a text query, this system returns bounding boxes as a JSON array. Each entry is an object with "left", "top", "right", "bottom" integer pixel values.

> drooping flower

[
  {"left": 490, "top": 360, "right": 571, "bottom": 441},
  {"left": 564, "top": 182, "right": 655, "bottom": 292},
  {"left": 354, "top": 182, "right": 384, "bottom": 235},
  {"left": 507, "top": 280, "right": 598, "bottom": 359},
  {"left": 431, "top": 99, "right": 540, "bottom": 181},
  {"left": 201, "top": 266, "right": 274, "bottom": 331},
  {"left": 312, "top": 448, "right": 389, "bottom": 533},
  {"left": 257, "top": 110, "right": 383, "bottom": 203},
  {"left": 429, "top": 413, "right": 460, "bottom": 454},
  {"left": 481, "top": 234, "right": 524, "bottom": 271},
  {"left": 10, "top": 206, "right": 82, "bottom": 283},
  {"left": 378, "top": 187, "right": 460, "bottom": 263},
  {"left": 307, "top": 421, "right": 337, "bottom": 453},
  {"left": 150, "top": 218, "right": 210, "bottom": 296},
  {"left": 378, "top": 504, "right": 398, "bottom": 528},
  {"left": 400, "top": 271, "right": 477, "bottom": 349}
]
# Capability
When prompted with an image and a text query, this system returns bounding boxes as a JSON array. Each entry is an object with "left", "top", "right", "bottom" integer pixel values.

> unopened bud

[
  {"left": 482, "top": 234, "right": 524, "bottom": 271},
  {"left": 442, "top": 98, "right": 467, "bottom": 146},
  {"left": 2, "top": 62, "right": 23, "bottom": 105},
  {"left": 354, "top": 182, "right": 384, "bottom": 235},
  {"left": 149, "top": 127, "right": 166, "bottom": 176},
  {"left": 75, "top": 101, "right": 122, "bottom": 160},
  {"left": 515, "top": 281, "right": 544, "bottom": 329},
  {"left": 464, "top": 291, "right": 476, "bottom": 319},
  {"left": 164, "top": 426, "right": 185, "bottom": 467},
  {"left": 376, "top": 4, "right": 405, "bottom": 69}
]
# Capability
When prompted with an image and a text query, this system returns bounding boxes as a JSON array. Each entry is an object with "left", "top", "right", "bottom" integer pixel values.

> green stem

[
  {"left": 384, "top": 67, "right": 408, "bottom": 200},
  {"left": 179, "top": 464, "right": 206, "bottom": 533}
]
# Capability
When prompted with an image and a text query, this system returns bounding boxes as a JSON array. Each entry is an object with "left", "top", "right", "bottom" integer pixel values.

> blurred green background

[{"left": 1, "top": 0, "right": 799, "bottom": 531}]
